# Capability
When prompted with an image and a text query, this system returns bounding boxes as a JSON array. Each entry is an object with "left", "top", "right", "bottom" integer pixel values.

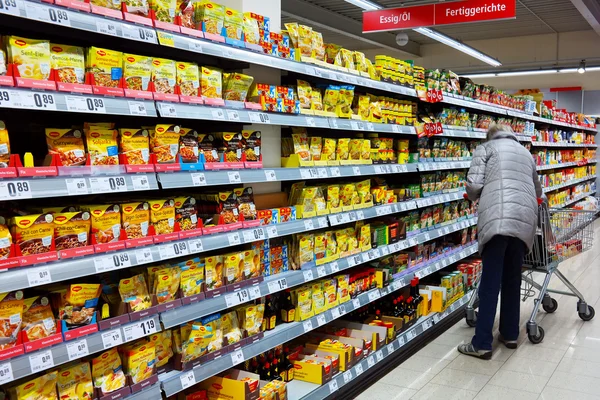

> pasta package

[
  {"left": 10, "top": 213, "right": 54, "bottom": 256},
  {"left": 0, "top": 121, "right": 10, "bottom": 168},
  {"left": 224, "top": 8, "right": 243, "bottom": 40},
  {"left": 50, "top": 43, "right": 85, "bottom": 84},
  {"left": 195, "top": 1, "right": 225, "bottom": 34},
  {"left": 8, "top": 371, "right": 58, "bottom": 400},
  {"left": 175, "top": 196, "right": 198, "bottom": 231},
  {"left": 151, "top": 124, "right": 181, "bottom": 164},
  {"left": 119, "top": 128, "right": 150, "bottom": 165},
  {"left": 150, "top": 0, "right": 176, "bottom": 22},
  {"left": 176, "top": 61, "right": 200, "bottom": 97},
  {"left": 200, "top": 66, "right": 222, "bottom": 99},
  {"left": 121, "top": 201, "right": 150, "bottom": 239},
  {"left": 53, "top": 211, "right": 90, "bottom": 251},
  {"left": 86, "top": 47, "right": 123, "bottom": 88},
  {"left": 243, "top": 14, "right": 260, "bottom": 44},
  {"left": 58, "top": 284, "right": 102, "bottom": 327},
  {"left": 92, "top": 348, "right": 127, "bottom": 394},
  {"left": 85, "top": 127, "right": 119, "bottom": 166},
  {"left": 57, "top": 362, "right": 94, "bottom": 400},
  {"left": 6, "top": 36, "right": 51, "bottom": 80},
  {"left": 149, "top": 199, "right": 175, "bottom": 235},
  {"left": 123, "top": 340, "right": 156, "bottom": 384},
  {"left": 0, "top": 292, "right": 24, "bottom": 350},
  {"left": 179, "top": 128, "right": 199, "bottom": 163},
  {"left": 223, "top": 72, "right": 254, "bottom": 101},
  {"left": 242, "top": 130, "right": 261, "bottom": 162},
  {"left": 119, "top": 274, "right": 152, "bottom": 311},
  {"left": 45, "top": 128, "right": 86, "bottom": 166},
  {"left": 82, "top": 204, "right": 121, "bottom": 244},
  {"left": 151, "top": 57, "right": 176, "bottom": 94},
  {"left": 123, "top": 53, "right": 152, "bottom": 91}
]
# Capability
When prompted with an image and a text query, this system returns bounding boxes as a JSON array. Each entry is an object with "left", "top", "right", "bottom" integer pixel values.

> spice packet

[
  {"left": 151, "top": 124, "right": 181, "bottom": 164},
  {"left": 200, "top": 66, "right": 222, "bottom": 99},
  {"left": 57, "top": 362, "right": 94, "bottom": 400},
  {"left": 119, "top": 274, "right": 152, "bottom": 311},
  {"left": 150, "top": 0, "right": 176, "bottom": 22},
  {"left": 45, "top": 128, "right": 86, "bottom": 166},
  {"left": 85, "top": 127, "right": 119, "bottom": 166},
  {"left": 233, "top": 187, "right": 257, "bottom": 220},
  {"left": 119, "top": 128, "right": 150, "bottom": 165},
  {"left": 195, "top": 1, "right": 225, "bottom": 34},
  {"left": 92, "top": 348, "right": 127, "bottom": 394},
  {"left": 292, "top": 129, "right": 310, "bottom": 161},
  {"left": 224, "top": 7, "right": 243, "bottom": 40},
  {"left": 198, "top": 133, "right": 218, "bottom": 163},
  {"left": 50, "top": 43, "right": 85, "bottom": 84},
  {"left": 176, "top": 61, "right": 200, "bottom": 97},
  {"left": 177, "top": 257, "right": 204, "bottom": 297},
  {"left": 154, "top": 266, "right": 181, "bottom": 303},
  {"left": 0, "top": 121, "right": 10, "bottom": 168},
  {"left": 0, "top": 292, "right": 23, "bottom": 350},
  {"left": 22, "top": 296, "right": 55, "bottom": 341},
  {"left": 9, "top": 371, "right": 58, "bottom": 400},
  {"left": 123, "top": 53, "right": 152, "bottom": 91},
  {"left": 86, "top": 47, "right": 122, "bottom": 88},
  {"left": 54, "top": 211, "right": 90, "bottom": 250},
  {"left": 175, "top": 196, "right": 198, "bottom": 231},
  {"left": 123, "top": 0, "right": 149, "bottom": 16},
  {"left": 82, "top": 204, "right": 121, "bottom": 244},
  {"left": 10, "top": 213, "right": 54, "bottom": 256},
  {"left": 179, "top": 128, "right": 199, "bottom": 163},
  {"left": 7, "top": 36, "right": 51, "bottom": 80},
  {"left": 58, "top": 283, "right": 102, "bottom": 327},
  {"left": 223, "top": 72, "right": 254, "bottom": 101},
  {"left": 205, "top": 254, "right": 223, "bottom": 290},
  {"left": 151, "top": 57, "right": 177, "bottom": 94},
  {"left": 149, "top": 330, "right": 173, "bottom": 367},
  {"left": 149, "top": 199, "right": 175, "bottom": 234},
  {"left": 242, "top": 130, "right": 261, "bottom": 162},
  {"left": 0, "top": 216, "right": 12, "bottom": 259},
  {"left": 218, "top": 132, "right": 243, "bottom": 162},
  {"left": 121, "top": 201, "right": 149, "bottom": 239}
]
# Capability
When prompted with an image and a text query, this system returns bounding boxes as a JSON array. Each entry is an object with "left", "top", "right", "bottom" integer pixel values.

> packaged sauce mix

[
  {"left": 200, "top": 66, "right": 222, "bottom": 98},
  {"left": 53, "top": 211, "right": 91, "bottom": 250},
  {"left": 119, "top": 274, "right": 152, "bottom": 311},
  {"left": 50, "top": 43, "right": 85, "bottom": 84},
  {"left": 92, "top": 348, "right": 127, "bottom": 394},
  {"left": 86, "top": 47, "right": 123, "bottom": 88},
  {"left": 123, "top": 53, "right": 152, "bottom": 91},
  {"left": 195, "top": 1, "right": 225, "bottom": 34},
  {"left": 10, "top": 213, "right": 54, "bottom": 255},
  {"left": 122, "top": 340, "right": 156, "bottom": 384},
  {"left": 242, "top": 130, "right": 261, "bottom": 162},
  {"left": 57, "top": 361, "right": 94, "bottom": 400},
  {"left": 177, "top": 257, "right": 204, "bottom": 297},
  {"left": 154, "top": 265, "right": 181, "bottom": 303},
  {"left": 223, "top": 72, "right": 254, "bottom": 101},
  {"left": 175, "top": 196, "right": 198, "bottom": 231},
  {"left": 233, "top": 187, "right": 256, "bottom": 221},
  {"left": 150, "top": 0, "right": 176, "bottom": 23},
  {"left": 0, "top": 121, "right": 10, "bottom": 168},
  {"left": 6, "top": 36, "right": 51, "bottom": 80},
  {"left": 218, "top": 132, "right": 243, "bottom": 162},
  {"left": 121, "top": 201, "right": 150, "bottom": 239},
  {"left": 176, "top": 62, "right": 200, "bottom": 97},
  {"left": 85, "top": 126, "right": 119, "bottom": 166},
  {"left": 149, "top": 330, "right": 173, "bottom": 367},
  {"left": 205, "top": 254, "right": 223, "bottom": 290},
  {"left": 151, "top": 124, "right": 181, "bottom": 164},
  {"left": 179, "top": 127, "right": 199, "bottom": 163},
  {"left": 82, "top": 204, "right": 121, "bottom": 244},
  {"left": 0, "top": 216, "right": 11, "bottom": 259},
  {"left": 149, "top": 199, "right": 175, "bottom": 235},
  {"left": 119, "top": 128, "right": 150, "bottom": 165},
  {"left": 8, "top": 371, "right": 59, "bottom": 400},
  {"left": 151, "top": 57, "right": 177, "bottom": 94},
  {"left": 56, "top": 283, "right": 102, "bottom": 327},
  {"left": 0, "top": 291, "right": 24, "bottom": 350},
  {"left": 45, "top": 128, "right": 86, "bottom": 166}
]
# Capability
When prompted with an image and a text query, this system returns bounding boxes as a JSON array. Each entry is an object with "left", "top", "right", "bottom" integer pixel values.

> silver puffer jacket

[{"left": 467, "top": 129, "right": 542, "bottom": 253}]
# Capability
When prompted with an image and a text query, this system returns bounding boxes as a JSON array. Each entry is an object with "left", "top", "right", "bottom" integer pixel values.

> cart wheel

[
  {"left": 466, "top": 311, "right": 478, "bottom": 327},
  {"left": 543, "top": 298, "right": 558, "bottom": 313},
  {"left": 579, "top": 305, "right": 595, "bottom": 321},
  {"left": 528, "top": 326, "right": 545, "bottom": 344}
]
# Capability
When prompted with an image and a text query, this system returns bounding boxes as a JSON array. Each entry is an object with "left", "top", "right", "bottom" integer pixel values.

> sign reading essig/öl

[{"left": 363, "top": 0, "right": 516, "bottom": 33}]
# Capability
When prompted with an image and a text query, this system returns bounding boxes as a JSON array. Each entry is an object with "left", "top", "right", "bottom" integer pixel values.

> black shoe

[
  {"left": 457, "top": 343, "right": 492, "bottom": 360},
  {"left": 498, "top": 335, "right": 518, "bottom": 349}
]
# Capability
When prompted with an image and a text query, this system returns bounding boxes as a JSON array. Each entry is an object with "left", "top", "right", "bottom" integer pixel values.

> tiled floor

[{"left": 356, "top": 220, "right": 600, "bottom": 400}]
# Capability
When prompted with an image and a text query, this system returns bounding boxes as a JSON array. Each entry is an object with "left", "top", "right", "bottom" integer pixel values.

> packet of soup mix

[
  {"left": 122, "top": 340, "right": 156, "bottom": 384},
  {"left": 149, "top": 330, "right": 173, "bottom": 367},
  {"left": 10, "top": 213, "right": 54, "bottom": 256},
  {"left": 149, "top": 199, "right": 175, "bottom": 235},
  {"left": 151, "top": 124, "right": 181, "bottom": 164},
  {"left": 57, "top": 361, "right": 94, "bottom": 400},
  {"left": 119, "top": 274, "right": 152, "bottom": 312},
  {"left": 176, "top": 257, "right": 204, "bottom": 297},
  {"left": 92, "top": 348, "right": 127, "bottom": 394},
  {"left": 53, "top": 211, "right": 90, "bottom": 250},
  {"left": 46, "top": 128, "right": 86, "bottom": 166},
  {"left": 81, "top": 204, "right": 121, "bottom": 244},
  {"left": 8, "top": 371, "right": 58, "bottom": 400}
]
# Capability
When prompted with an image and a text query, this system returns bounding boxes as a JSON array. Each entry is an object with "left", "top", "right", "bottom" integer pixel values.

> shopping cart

[{"left": 465, "top": 201, "right": 596, "bottom": 344}]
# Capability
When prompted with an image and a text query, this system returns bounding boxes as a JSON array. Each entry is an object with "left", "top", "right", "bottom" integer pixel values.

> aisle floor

[{"left": 357, "top": 220, "right": 600, "bottom": 400}]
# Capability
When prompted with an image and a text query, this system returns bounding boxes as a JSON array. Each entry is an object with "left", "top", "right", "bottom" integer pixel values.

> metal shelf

[
  {"left": 440, "top": 126, "right": 486, "bottom": 139},
  {"left": 543, "top": 176, "right": 596, "bottom": 194},
  {"left": 125, "top": 385, "right": 163, "bottom": 400},
  {"left": 536, "top": 160, "right": 596, "bottom": 171},
  {"left": 159, "top": 245, "right": 478, "bottom": 397},
  {"left": 531, "top": 142, "right": 597, "bottom": 148},
  {"left": 417, "top": 160, "right": 471, "bottom": 172},
  {"left": 555, "top": 191, "right": 596, "bottom": 209}
]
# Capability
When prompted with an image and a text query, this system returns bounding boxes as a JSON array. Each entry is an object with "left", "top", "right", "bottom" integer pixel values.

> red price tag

[
  {"left": 424, "top": 123, "right": 436, "bottom": 136},
  {"left": 425, "top": 89, "right": 444, "bottom": 103},
  {"left": 434, "top": 122, "right": 443, "bottom": 135}
]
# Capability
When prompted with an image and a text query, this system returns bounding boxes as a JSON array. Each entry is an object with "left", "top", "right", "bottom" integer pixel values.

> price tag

[
  {"left": 0, "top": 88, "right": 19, "bottom": 109},
  {"left": 331, "top": 307, "right": 340, "bottom": 319},
  {"left": 123, "top": 318, "right": 158, "bottom": 341},
  {"left": 159, "top": 242, "right": 189, "bottom": 259},
  {"left": 135, "top": 248, "right": 153, "bottom": 264},
  {"left": 242, "top": 228, "right": 266, "bottom": 243},
  {"left": 0, "top": 0, "right": 20, "bottom": 16},
  {"left": 65, "top": 95, "right": 106, "bottom": 113},
  {"left": 29, "top": 350, "right": 54, "bottom": 373},
  {"left": 230, "top": 349, "right": 244, "bottom": 365},
  {"left": 188, "top": 41, "right": 203, "bottom": 53},
  {"left": 459, "top": 251, "right": 467, "bottom": 259},
  {"left": 388, "top": 340, "right": 396, "bottom": 353},
  {"left": 66, "top": 339, "right": 89, "bottom": 360},
  {"left": 330, "top": 167, "right": 341, "bottom": 177},
  {"left": 316, "top": 266, "right": 326, "bottom": 277},
  {"left": 227, "top": 171, "right": 241, "bottom": 183},
  {"left": 355, "top": 363, "right": 364, "bottom": 376},
  {"left": 267, "top": 278, "right": 288, "bottom": 293},
  {"left": 189, "top": 172, "right": 207, "bottom": 187},
  {"left": 407, "top": 330, "right": 416, "bottom": 341},
  {"left": 159, "top": 103, "right": 177, "bottom": 117},
  {"left": 225, "top": 289, "right": 249, "bottom": 308},
  {"left": 27, "top": 267, "right": 51, "bottom": 287},
  {"left": 329, "top": 261, "right": 340, "bottom": 273},
  {"left": 128, "top": 101, "right": 147, "bottom": 115},
  {"left": 367, "top": 356, "right": 375, "bottom": 368},
  {"left": 424, "top": 233, "right": 431, "bottom": 241},
  {"left": 25, "top": 3, "right": 70, "bottom": 26},
  {"left": 0, "top": 180, "right": 32, "bottom": 200},
  {"left": 328, "top": 380, "right": 339, "bottom": 394},
  {"left": 303, "top": 270, "right": 314, "bottom": 282},
  {"left": 366, "top": 122, "right": 375, "bottom": 131},
  {"left": 228, "top": 233, "right": 241, "bottom": 246},
  {"left": 352, "top": 166, "right": 361, "bottom": 175},
  {"left": 303, "top": 320, "right": 313, "bottom": 333},
  {"left": 92, "top": 255, "right": 122, "bottom": 273},
  {"left": 247, "top": 285, "right": 261, "bottom": 300},
  {"left": 368, "top": 290, "right": 381, "bottom": 302},
  {"left": 101, "top": 329, "right": 123, "bottom": 349},
  {"left": 61, "top": 178, "right": 88, "bottom": 196},
  {"left": 343, "top": 371, "right": 352, "bottom": 384},
  {"left": 265, "top": 226, "right": 278, "bottom": 238},
  {"left": 381, "top": 246, "right": 390, "bottom": 256},
  {"left": 264, "top": 169, "right": 277, "bottom": 181},
  {"left": 306, "top": 117, "right": 316, "bottom": 127},
  {"left": 122, "top": 25, "right": 156, "bottom": 43},
  {"left": 210, "top": 108, "right": 226, "bottom": 120},
  {"left": 0, "top": 362, "right": 13, "bottom": 385},
  {"left": 352, "top": 298, "right": 361, "bottom": 309},
  {"left": 300, "top": 168, "right": 318, "bottom": 179},
  {"left": 398, "top": 336, "right": 406, "bottom": 346},
  {"left": 330, "top": 118, "right": 338, "bottom": 129},
  {"left": 316, "top": 168, "right": 328, "bottom": 178},
  {"left": 129, "top": 175, "right": 152, "bottom": 192},
  {"left": 316, "top": 314, "right": 327, "bottom": 326},
  {"left": 19, "top": 91, "right": 57, "bottom": 111},
  {"left": 347, "top": 255, "right": 361, "bottom": 267},
  {"left": 90, "top": 176, "right": 127, "bottom": 193},
  {"left": 356, "top": 210, "right": 365, "bottom": 220},
  {"left": 304, "top": 220, "right": 314, "bottom": 230},
  {"left": 226, "top": 110, "right": 240, "bottom": 121},
  {"left": 423, "top": 319, "right": 432, "bottom": 331},
  {"left": 180, "top": 370, "right": 196, "bottom": 390},
  {"left": 249, "top": 112, "right": 271, "bottom": 124}
]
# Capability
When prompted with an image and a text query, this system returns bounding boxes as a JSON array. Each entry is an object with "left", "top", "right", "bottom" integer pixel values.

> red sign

[{"left": 363, "top": 0, "right": 516, "bottom": 33}]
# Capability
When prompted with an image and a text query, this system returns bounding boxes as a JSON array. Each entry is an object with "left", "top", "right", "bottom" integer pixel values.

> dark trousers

[{"left": 472, "top": 235, "right": 526, "bottom": 350}]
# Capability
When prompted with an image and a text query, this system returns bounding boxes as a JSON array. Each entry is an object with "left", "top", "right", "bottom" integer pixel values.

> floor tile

[
  {"left": 354, "top": 382, "right": 418, "bottom": 400},
  {"left": 563, "top": 344, "right": 600, "bottom": 362},
  {"left": 512, "top": 343, "right": 566, "bottom": 363},
  {"left": 447, "top": 354, "right": 504, "bottom": 376},
  {"left": 546, "top": 371, "right": 600, "bottom": 396},
  {"left": 487, "top": 370, "right": 550, "bottom": 393},
  {"left": 500, "top": 355, "right": 558, "bottom": 377},
  {"left": 410, "top": 383, "right": 477, "bottom": 400},
  {"left": 473, "top": 384, "right": 539, "bottom": 400},
  {"left": 538, "top": 387, "right": 600, "bottom": 400},
  {"left": 416, "top": 343, "right": 461, "bottom": 361},
  {"left": 556, "top": 357, "right": 600, "bottom": 379},
  {"left": 430, "top": 368, "right": 491, "bottom": 391},
  {"left": 397, "top": 354, "right": 452, "bottom": 374},
  {"left": 378, "top": 367, "right": 438, "bottom": 390},
  {"left": 432, "top": 332, "right": 473, "bottom": 347}
]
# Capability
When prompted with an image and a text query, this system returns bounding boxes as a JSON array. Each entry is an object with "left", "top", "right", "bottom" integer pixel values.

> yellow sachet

[
  {"left": 151, "top": 57, "right": 176, "bottom": 94},
  {"left": 57, "top": 361, "right": 94, "bottom": 400},
  {"left": 123, "top": 53, "right": 152, "bottom": 91},
  {"left": 50, "top": 43, "right": 85, "bottom": 84},
  {"left": 176, "top": 61, "right": 200, "bottom": 96},
  {"left": 85, "top": 127, "right": 119, "bottom": 166},
  {"left": 119, "top": 128, "right": 150, "bottom": 165},
  {"left": 86, "top": 47, "right": 122, "bottom": 88},
  {"left": 92, "top": 348, "right": 126, "bottom": 394},
  {"left": 7, "top": 36, "right": 51, "bottom": 80}
]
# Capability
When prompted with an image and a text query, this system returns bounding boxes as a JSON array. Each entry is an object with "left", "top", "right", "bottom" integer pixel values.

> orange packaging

[{"left": 81, "top": 204, "right": 121, "bottom": 244}]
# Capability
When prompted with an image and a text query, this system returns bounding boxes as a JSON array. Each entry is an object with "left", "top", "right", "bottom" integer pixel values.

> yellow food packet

[
  {"left": 298, "top": 25, "right": 313, "bottom": 57},
  {"left": 119, "top": 274, "right": 152, "bottom": 312},
  {"left": 182, "top": 321, "right": 213, "bottom": 362},
  {"left": 7, "top": 36, "right": 51, "bottom": 80},
  {"left": 356, "top": 180, "right": 372, "bottom": 204},
  {"left": 92, "top": 348, "right": 127, "bottom": 394},
  {"left": 243, "top": 14, "right": 260, "bottom": 44},
  {"left": 123, "top": 340, "right": 156, "bottom": 384},
  {"left": 85, "top": 127, "right": 119, "bottom": 166},
  {"left": 119, "top": 128, "right": 150, "bottom": 165},
  {"left": 149, "top": 330, "right": 173, "bottom": 367},
  {"left": 298, "top": 234, "right": 314, "bottom": 267},
  {"left": 285, "top": 23, "right": 299, "bottom": 48},
  {"left": 323, "top": 86, "right": 340, "bottom": 113},
  {"left": 45, "top": 128, "right": 86, "bottom": 166},
  {"left": 0, "top": 121, "right": 9, "bottom": 168},
  {"left": 242, "top": 249, "right": 259, "bottom": 279},
  {"left": 82, "top": 204, "right": 121, "bottom": 244},
  {"left": 176, "top": 61, "right": 200, "bottom": 97},
  {"left": 50, "top": 43, "right": 85, "bottom": 84},
  {"left": 151, "top": 124, "right": 181, "bottom": 164},
  {"left": 349, "top": 139, "right": 362, "bottom": 160},
  {"left": 292, "top": 130, "right": 310, "bottom": 161},
  {"left": 22, "top": 296, "right": 55, "bottom": 341},
  {"left": 53, "top": 211, "right": 91, "bottom": 250},
  {"left": 150, "top": 0, "right": 176, "bottom": 22},
  {"left": 57, "top": 362, "right": 94, "bottom": 400},
  {"left": 195, "top": 1, "right": 225, "bottom": 34},
  {"left": 9, "top": 371, "right": 58, "bottom": 400},
  {"left": 223, "top": 72, "right": 254, "bottom": 101},
  {"left": 0, "top": 293, "right": 23, "bottom": 350},
  {"left": 149, "top": 199, "right": 175, "bottom": 235},
  {"left": 86, "top": 47, "right": 122, "bottom": 88},
  {"left": 341, "top": 183, "right": 356, "bottom": 206},
  {"left": 297, "top": 80, "right": 312, "bottom": 110},
  {"left": 205, "top": 255, "right": 223, "bottom": 290},
  {"left": 224, "top": 252, "right": 243, "bottom": 285},
  {"left": 327, "top": 185, "right": 340, "bottom": 209},
  {"left": 177, "top": 257, "right": 204, "bottom": 297},
  {"left": 123, "top": 53, "right": 152, "bottom": 91},
  {"left": 224, "top": 7, "right": 243, "bottom": 40},
  {"left": 322, "top": 138, "right": 336, "bottom": 161},
  {"left": 312, "top": 31, "right": 325, "bottom": 61},
  {"left": 200, "top": 66, "right": 222, "bottom": 99},
  {"left": 336, "top": 138, "right": 350, "bottom": 160},
  {"left": 151, "top": 57, "right": 176, "bottom": 94},
  {"left": 309, "top": 137, "right": 322, "bottom": 161},
  {"left": 311, "top": 89, "right": 324, "bottom": 111},
  {"left": 10, "top": 213, "right": 54, "bottom": 256},
  {"left": 154, "top": 266, "right": 181, "bottom": 303}
]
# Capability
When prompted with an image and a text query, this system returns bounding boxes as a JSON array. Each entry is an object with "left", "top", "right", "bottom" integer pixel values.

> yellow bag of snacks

[
  {"left": 86, "top": 47, "right": 122, "bottom": 88},
  {"left": 7, "top": 36, "right": 51, "bottom": 80},
  {"left": 82, "top": 204, "right": 121, "bottom": 244},
  {"left": 298, "top": 25, "right": 313, "bottom": 57},
  {"left": 46, "top": 128, "right": 86, "bottom": 166},
  {"left": 121, "top": 201, "right": 149, "bottom": 239},
  {"left": 85, "top": 127, "right": 119, "bottom": 166},
  {"left": 149, "top": 199, "right": 175, "bottom": 235},
  {"left": 57, "top": 362, "right": 94, "bottom": 400},
  {"left": 243, "top": 14, "right": 260, "bottom": 44},
  {"left": 92, "top": 348, "right": 127, "bottom": 394},
  {"left": 150, "top": 0, "right": 176, "bottom": 22},
  {"left": 200, "top": 66, "right": 222, "bottom": 99},
  {"left": 123, "top": 340, "right": 156, "bottom": 384},
  {"left": 205, "top": 254, "right": 223, "bottom": 290},
  {"left": 53, "top": 211, "right": 90, "bottom": 250},
  {"left": 119, "top": 274, "right": 152, "bottom": 311},
  {"left": 175, "top": 196, "right": 198, "bottom": 231},
  {"left": 195, "top": 1, "right": 225, "bottom": 34},
  {"left": 155, "top": 266, "right": 181, "bottom": 303},
  {"left": 10, "top": 213, "right": 54, "bottom": 256},
  {"left": 177, "top": 257, "right": 204, "bottom": 297},
  {"left": 151, "top": 57, "right": 176, "bottom": 94},
  {"left": 0, "top": 216, "right": 12, "bottom": 259},
  {"left": 9, "top": 371, "right": 58, "bottom": 400},
  {"left": 151, "top": 124, "right": 181, "bottom": 163},
  {"left": 223, "top": 72, "right": 254, "bottom": 101},
  {"left": 224, "top": 8, "right": 243, "bottom": 40},
  {"left": 0, "top": 121, "right": 10, "bottom": 168},
  {"left": 123, "top": 54, "right": 152, "bottom": 91},
  {"left": 119, "top": 128, "right": 150, "bottom": 165},
  {"left": 149, "top": 330, "right": 173, "bottom": 367},
  {"left": 176, "top": 61, "right": 200, "bottom": 97},
  {"left": 58, "top": 283, "right": 102, "bottom": 327},
  {"left": 50, "top": 43, "right": 85, "bottom": 84}
]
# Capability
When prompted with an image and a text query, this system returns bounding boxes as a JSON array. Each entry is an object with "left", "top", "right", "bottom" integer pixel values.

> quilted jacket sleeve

[
  {"left": 466, "top": 144, "right": 487, "bottom": 201},
  {"left": 532, "top": 158, "right": 543, "bottom": 198}
]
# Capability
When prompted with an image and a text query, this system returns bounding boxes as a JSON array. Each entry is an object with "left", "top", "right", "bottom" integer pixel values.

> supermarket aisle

[{"left": 357, "top": 220, "right": 600, "bottom": 400}]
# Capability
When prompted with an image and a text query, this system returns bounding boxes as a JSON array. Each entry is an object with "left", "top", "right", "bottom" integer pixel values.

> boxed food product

[
  {"left": 85, "top": 126, "right": 119, "bottom": 166},
  {"left": 50, "top": 43, "right": 85, "bottom": 84},
  {"left": 119, "top": 128, "right": 150, "bottom": 165},
  {"left": 53, "top": 211, "right": 90, "bottom": 250},
  {"left": 176, "top": 61, "right": 200, "bottom": 97},
  {"left": 45, "top": 128, "right": 86, "bottom": 166},
  {"left": 86, "top": 47, "right": 123, "bottom": 88},
  {"left": 10, "top": 213, "right": 54, "bottom": 255},
  {"left": 123, "top": 53, "right": 152, "bottom": 91},
  {"left": 151, "top": 57, "right": 176, "bottom": 94},
  {"left": 82, "top": 204, "right": 121, "bottom": 244},
  {"left": 6, "top": 36, "right": 51, "bottom": 80}
]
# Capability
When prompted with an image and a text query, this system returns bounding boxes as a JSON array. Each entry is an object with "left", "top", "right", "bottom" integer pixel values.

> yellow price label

[{"left": 157, "top": 31, "right": 175, "bottom": 47}]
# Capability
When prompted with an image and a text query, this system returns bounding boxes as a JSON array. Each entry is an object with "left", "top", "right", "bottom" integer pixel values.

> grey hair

[{"left": 486, "top": 123, "right": 514, "bottom": 141}]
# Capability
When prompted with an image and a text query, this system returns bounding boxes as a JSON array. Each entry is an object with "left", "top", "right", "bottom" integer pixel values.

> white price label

[
  {"left": 249, "top": 112, "right": 271, "bottom": 124},
  {"left": 388, "top": 341, "right": 396, "bottom": 353},
  {"left": 135, "top": 248, "right": 153, "bottom": 264},
  {"left": 124, "top": 318, "right": 158, "bottom": 341},
  {"left": 27, "top": 267, "right": 51, "bottom": 287},
  {"left": 29, "top": 350, "right": 54, "bottom": 373},
  {"left": 230, "top": 349, "right": 244, "bottom": 365},
  {"left": 242, "top": 228, "right": 266, "bottom": 243},
  {"left": 352, "top": 166, "right": 361, "bottom": 175},
  {"left": 343, "top": 371, "right": 352, "bottom": 384},
  {"left": 25, "top": 3, "right": 70, "bottom": 26},
  {"left": 131, "top": 175, "right": 150, "bottom": 191},
  {"left": 303, "top": 270, "right": 314, "bottom": 282},
  {"left": 188, "top": 41, "right": 203, "bottom": 53},
  {"left": 225, "top": 290, "right": 249, "bottom": 308},
  {"left": 247, "top": 285, "right": 261, "bottom": 300},
  {"left": 265, "top": 226, "right": 277, "bottom": 238},
  {"left": 95, "top": 19, "right": 117, "bottom": 36},
  {"left": 316, "top": 314, "right": 327, "bottom": 326},
  {"left": 317, "top": 168, "right": 328, "bottom": 178},
  {"left": 0, "top": 180, "right": 32, "bottom": 200},
  {"left": 407, "top": 330, "right": 416, "bottom": 341},
  {"left": 398, "top": 336, "right": 406, "bottom": 346},
  {"left": 228, "top": 171, "right": 241, "bottom": 183},
  {"left": 423, "top": 320, "right": 432, "bottom": 330},
  {"left": 211, "top": 109, "right": 225, "bottom": 120},
  {"left": 122, "top": 25, "right": 156, "bottom": 43},
  {"left": 306, "top": 117, "right": 316, "bottom": 127},
  {"left": 330, "top": 167, "right": 341, "bottom": 177},
  {"left": 381, "top": 246, "right": 390, "bottom": 256},
  {"left": 264, "top": 169, "right": 277, "bottom": 181},
  {"left": 329, "top": 380, "right": 339, "bottom": 394},
  {"left": 366, "top": 122, "right": 375, "bottom": 131},
  {"left": 66, "top": 339, "right": 89, "bottom": 360},
  {"left": 329, "top": 261, "right": 340, "bottom": 273},
  {"left": 180, "top": 370, "right": 196, "bottom": 390},
  {"left": 228, "top": 233, "right": 241, "bottom": 246},
  {"left": 348, "top": 255, "right": 361, "bottom": 267},
  {"left": 459, "top": 251, "right": 467, "bottom": 259},
  {"left": 0, "top": 362, "right": 13, "bottom": 385},
  {"left": 267, "top": 278, "right": 288, "bottom": 293},
  {"left": 0, "top": 88, "right": 19, "bottom": 108},
  {"left": 352, "top": 298, "right": 361, "bottom": 309},
  {"left": 355, "top": 364, "right": 364, "bottom": 376},
  {"left": 90, "top": 176, "right": 127, "bottom": 193},
  {"left": 356, "top": 210, "right": 365, "bottom": 220},
  {"left": 316, "top": 266, "right": 326, "bottom": 277},
  {"left": 65, "top": 178, "right": 88, "bottom": 195},
  {"left": 101, "top": 329, "right": 123, "bottom": 349},
  {"left": 303, "top": 320, "right": 313, "bottom": 332},
  {"left": 65, "top": 95, "right": 106, "bottom": 113},
  {"left": 128, "top": 101, "right": 147, "bottom": 115},
  {"left": 159, "top": 242, "right": 189, "bottom": 259},
  {"left": 331, "top": 307, "right": 340, "bottom": 319},
  {"left": 304, "top": 220, "right": 314, "bottom": 231},
  {"left": 300, "top": 168, "right": 318, "bottom": 179},
  {"left": 367, "top": 356, "right": 375, "bottom": 368},
  {"left": 191, "top": 172, "right": 207, "bottom": 186},
  {"left": 20, "top": 91, "right": 57, "bottom": 110},
  {"left": 392, "top": 125, "right": 400, "bottom": 133},
  {"left": 188, "top": 238, "right": 204, "bottom": 253},
  {"left": 0, "top": 0, "right": 20, "bottom": 16},
  {"left": 226, "top": 110, "right": 240, "bottom": 121},
  {"left": 368, "top": 290, "right": 380, "bottom": 302}
]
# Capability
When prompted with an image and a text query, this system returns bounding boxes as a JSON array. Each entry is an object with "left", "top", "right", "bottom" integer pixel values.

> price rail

[{"left": 537, "top": 159, "right": 597, "bottom": 171}]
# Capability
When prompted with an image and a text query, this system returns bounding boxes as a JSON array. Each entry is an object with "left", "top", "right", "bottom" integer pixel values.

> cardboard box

[
  {"left": 198, "top": 369, "right": 260, "bottom": 400},
  {"left": 328, "top": 320, "right": 387, "bottom": 349},
  {"left": 292, "top": 354, "right": 333, "bottom": 385}
]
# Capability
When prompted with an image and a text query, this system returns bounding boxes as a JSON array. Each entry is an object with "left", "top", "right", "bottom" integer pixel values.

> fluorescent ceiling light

[
  {"left": 463, "top": 66, "right": 600, "bottom": 78},
  {"left": 578, "top": 60, "right": 586, "bottom": 74},
  {"left": 344, "top": 0, "right": 381, "bottom": 11}
]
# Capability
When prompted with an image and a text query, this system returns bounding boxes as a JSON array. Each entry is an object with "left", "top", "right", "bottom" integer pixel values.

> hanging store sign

[{"left": 363, "top": 0, "right": 516, "bottom": 33}]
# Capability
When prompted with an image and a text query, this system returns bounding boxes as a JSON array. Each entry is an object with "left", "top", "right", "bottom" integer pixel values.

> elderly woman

[{"left": 458, "top": 124, "right": 542, "bottom": 360}]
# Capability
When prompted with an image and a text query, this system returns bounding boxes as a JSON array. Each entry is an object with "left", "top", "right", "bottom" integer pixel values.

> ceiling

[{"left": 282, "top": 0, "right": 594, "bottom": 52}]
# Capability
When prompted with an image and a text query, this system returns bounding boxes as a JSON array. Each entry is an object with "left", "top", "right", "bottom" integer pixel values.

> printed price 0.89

[
  {"left": 86, "top": 98, "right": 104, "bottom": 111},
  {"left": 109, "top": 177, "right": 126, "bottom": 190},
  {"left": 47, "top": 8, "right": 68, "bottom": 23},
  {"left": 112, "top": 253, "right": 129, "bottom": 267},
  {"left": 0, "top": 89, "right": 10, "bottom": 106},
  {"left": 6, "top": 181, "right": 30, "bottom": 197}
]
